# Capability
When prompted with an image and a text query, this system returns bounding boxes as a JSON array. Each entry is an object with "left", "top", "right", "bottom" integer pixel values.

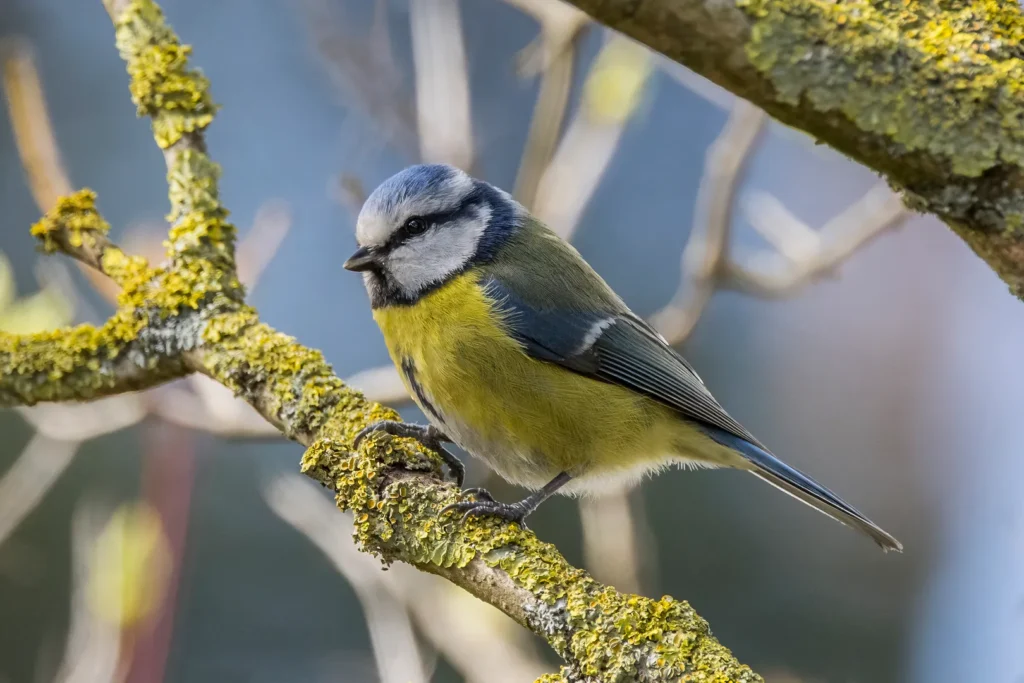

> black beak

[{"left": 344, "top": 246, "right": 376, "bottom": 272}]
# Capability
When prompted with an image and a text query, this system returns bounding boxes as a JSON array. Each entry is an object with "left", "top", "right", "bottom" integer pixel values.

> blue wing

[
  {"left": 482, "top": 275, "right": 761, "bottom": 447},
  {"left": 483, "top": 274, "right": 903, "bottom": 551}
]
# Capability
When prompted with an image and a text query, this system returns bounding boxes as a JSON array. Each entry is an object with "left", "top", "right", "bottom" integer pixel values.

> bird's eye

[{"left": 404, "top": 217, "right": 428, "bottom": 235}]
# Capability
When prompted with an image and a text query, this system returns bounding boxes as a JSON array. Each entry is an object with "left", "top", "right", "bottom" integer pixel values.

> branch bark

[
  {"left": 0, "top": 2, "right": 760, "bottom": 681},
  {"left": 563, "top": 0, "right": 1024, "bottom": 297}
]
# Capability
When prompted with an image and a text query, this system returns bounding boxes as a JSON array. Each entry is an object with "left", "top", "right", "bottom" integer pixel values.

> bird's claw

[
  {"left": 442, "top": 491, "right": 530, "bottom": 528},
  {"left": 352, "top": 420, "right": 465, "bottom": 487},
  {"left": 458, "top": 487, "right": 495, "bottom": 503}
]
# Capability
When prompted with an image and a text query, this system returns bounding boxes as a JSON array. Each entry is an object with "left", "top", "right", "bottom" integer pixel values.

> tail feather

[{"left": 704, "top": 428, "right": 903, "bottom": 552}]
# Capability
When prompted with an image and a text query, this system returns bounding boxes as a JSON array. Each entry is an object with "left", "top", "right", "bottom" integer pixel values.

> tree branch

[
  {"left": 563, "top": 0, "right": 1024, "bottom": 297},
  {"left": 0, "top": 2, "right": 763, "bottom": 680},
  {"left": 104, "top": 0, "right": 239, "bottom": 278}
]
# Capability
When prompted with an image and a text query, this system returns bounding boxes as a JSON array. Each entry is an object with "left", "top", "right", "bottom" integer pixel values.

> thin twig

[
  {"left": 266, "top": 475, "right": 431, "bottom": 683},
  {"left": 533, "top": 33, "right": 653, "bottom": 238},
  {"left": 264, "top": 474, "right": 549, "bottom": 683},
  {"left": 728, "top": 185, "right": 909, "bottom": 296},
  {"left": 300, "top": 0, "right": 419, "bottom": 160},
  {"left": 0, "top": 434, "right": 78, "bottom": 548},
  {"left": 509, "top": 0, "right": 590, "bottom": 208},
  {"left": 579, "top": 491, "right": 646, "bottom": 593},
  {"left": 236, "top": 200, "right": 292, "bottom": 289},
  {"left": 410, "top": 0, "right": 474, "bottom": 169},
  {"left": 345, "top": 365, "right": 410, "bottom": 405},
  {"left": 54, "top": 502, "right": 121, "bottom": 683},
  {"left": 648, "top": 100, "right": 767, "bottom": 343}
]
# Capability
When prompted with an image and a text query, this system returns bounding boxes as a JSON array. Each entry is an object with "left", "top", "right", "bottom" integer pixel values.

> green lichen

[
  {"left": 112, "top": 0, "right": 217, "bottom": 149},
  {"left": 739, "top": 0, "right": 1024, "bottom": 177},
  {"left": 30, "top": 189, "right": 110, "bottom": 254},
  {"left": 100, "top": 248, "right": 152, "bottom": 289},
  {"left": 0, "top": 308, "right": 187, "bottom": 407},
  {"left": 165, "top": 149, "right": 238, "bottom": 271},
  {"left": 201, "top": 312, "right": 363, "bottom": 440},
  {"left": 294, "top": 420, "right": 758, "bottom": 681}
]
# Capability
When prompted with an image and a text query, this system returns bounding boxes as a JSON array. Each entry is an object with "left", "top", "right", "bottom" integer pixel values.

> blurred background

[{"left": 0, "top": 1, "right": 1021, "bottom": 682}]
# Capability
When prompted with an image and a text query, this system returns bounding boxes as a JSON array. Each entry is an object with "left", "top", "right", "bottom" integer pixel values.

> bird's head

[{"left": 345, "top": 164, "right": 523, "bottom": 307}]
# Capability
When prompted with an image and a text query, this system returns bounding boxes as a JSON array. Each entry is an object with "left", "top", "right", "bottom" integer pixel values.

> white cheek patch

[
  {"left": 387, "top": 205, "right": 489, "bottom": 295},
  {"left": 356, "top": 214, "right": 391, "bottom": 248}
]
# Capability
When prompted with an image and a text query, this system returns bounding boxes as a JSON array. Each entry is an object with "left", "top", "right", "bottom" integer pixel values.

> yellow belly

[{"left": 372, "top": 271, "right": 725, "bottom": 490}]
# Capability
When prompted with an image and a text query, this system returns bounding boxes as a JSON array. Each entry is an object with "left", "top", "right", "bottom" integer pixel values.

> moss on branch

[
  {"left": 302, "top": 431, "right": 758, "bottom": 681},
  {"left": 109, "top": 0, "right": 240, "bottom": 279},
  {"left": 31, "top": 189, "right": 109, "bottom": 253},
  {"left": 110, "top": 0, "right": 216, "bottom": 149},
  {"left": 740, "top": 0, "right": 1024, "bottom": 178},
  {"left": 28, "top": 189, "right": 142, "bottom": 286},
  {"left": 0, "top": 318, "right": 186, "bottom": 406}
]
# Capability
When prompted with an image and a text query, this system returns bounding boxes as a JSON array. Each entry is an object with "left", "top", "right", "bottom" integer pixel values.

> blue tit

[{"left": 345, "top": 164, "right": 901, "bottom": 552}]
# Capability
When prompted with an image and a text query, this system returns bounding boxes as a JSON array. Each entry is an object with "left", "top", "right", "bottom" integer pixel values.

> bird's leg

[
  {"left": 352, "top": 420, "right": 465, "bottom": 487},
  {"left": 442, "top": 472, "right": 572, "bottom": 528}
]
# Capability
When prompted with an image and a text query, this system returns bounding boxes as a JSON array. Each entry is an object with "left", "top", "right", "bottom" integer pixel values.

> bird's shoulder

[
  {"left": 477, "top": 217, "right": 762, "bottom": 448},
  {"left": 480, "top": 216, "right": 628, "bottom": 315}
]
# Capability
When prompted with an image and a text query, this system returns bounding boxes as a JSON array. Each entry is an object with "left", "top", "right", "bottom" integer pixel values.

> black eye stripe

[{"left": 381, "top": 193, "right": 486, "bottom": 252}]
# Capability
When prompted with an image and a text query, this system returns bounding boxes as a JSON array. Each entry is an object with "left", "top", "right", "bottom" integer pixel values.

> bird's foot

[
  {"left": 352, "top": 420, "right": 465, "bottom": 487},
  {"left": 442, "top": 488, "right": 533, "bottom": 528}
]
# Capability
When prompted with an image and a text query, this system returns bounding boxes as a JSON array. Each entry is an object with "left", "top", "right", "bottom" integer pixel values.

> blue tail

[{"left": 703, "top": 427, "right": 902, "bottom": 552}]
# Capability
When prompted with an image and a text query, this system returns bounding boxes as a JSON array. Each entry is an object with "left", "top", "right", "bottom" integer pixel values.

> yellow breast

[{"left": 371, "top": 270, "right": 692, "bottom": 488}]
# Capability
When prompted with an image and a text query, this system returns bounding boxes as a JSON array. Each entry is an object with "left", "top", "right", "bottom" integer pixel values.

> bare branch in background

[
  {"left": 410, "top": 0, "right": 474, "bottom": 169},
  {"left": 236, "top": 200, "right": 292, "bottom": 288},
  {"left": 649, "top": 100, "right": 767, "bottom": 343},
  {"left": 266, "top": 475, "right": 431, "bottom": 683},
  {"left": 729, "top": 186, "right": 909, "bottom": 297},
  {"left": 265, "top": 474, "right": 549, "bottom": 683},
  {"left": 148, "top": 383, "right": 280, "bottom": 438},
  {"left": 334, "top": 173, "right": 368, "bottom": 218},
  {"left": 300, "top": 0, "right": 419, "bottom": 160},
  {"left": 647, "top": 98, "right": 907, "bottom": 342},
  {"left": 0, "top": 435, "right": 78, "bottom": 549},
  {"left": 1, "top": 38, "right": 72, "bottom": 209},
  {"left": 508, "top": 0, "right": 590, "bottom": 208},
  {"left": 533, "top": 33, "right": 653, "bottom": 239},
  {"left": 578, "top": 491, "right": 647, "bottom": 593},
  {"left": 54, "top": 503, "right": 121, "bottom": 683},
  {"left": 17, "top": 398, "right": 147, "bottom": 442}
]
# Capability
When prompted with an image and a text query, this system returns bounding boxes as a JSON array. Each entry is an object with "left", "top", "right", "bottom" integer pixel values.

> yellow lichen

[
  {"left": 30, "top": 189, "right": 109, "bottom": 254},
  {"left": 293, "top": 421, "right": 759, "bottom": 681},
  {"left": 165, "top": 149, "right": 237, "bottom": 271},
  {"left": 739, "top": 0, "right": 1024, "bottom": 177},
  {"left": 112, "top": 0, "right": 217, "bottom": 148}
]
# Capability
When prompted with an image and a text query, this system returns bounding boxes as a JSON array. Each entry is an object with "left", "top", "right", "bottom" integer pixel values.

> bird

[{"left": 344, "top": 163, "right": 902, "bottom": 552}]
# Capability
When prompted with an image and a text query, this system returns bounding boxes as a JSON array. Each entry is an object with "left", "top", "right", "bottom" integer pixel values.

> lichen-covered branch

[
  {"left": 190, "top": 309, "right": 757, "bottom": 681},
  {"left": 104, "top": 0, "right": 239, "bottom": 279},
  {"left": 0, "top": 1, "right": 763, "bottom": 680},
  {"left": 563, "top": 0, "right": 1024, "bottom": 297},
  {"left": 30, "top": 190, "right": 129, "bottom": 285},
  {"left": 0, "top": 318, "right": 185, "bottom": 407}
]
